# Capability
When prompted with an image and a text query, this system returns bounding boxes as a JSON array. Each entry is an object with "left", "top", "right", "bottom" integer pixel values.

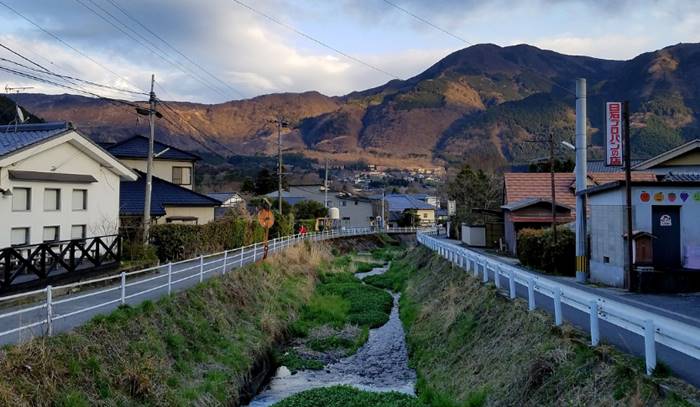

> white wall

[
  {"left": 120, "top": 158, "right": 194, "bottom": 189},
  {"left": 0, "top": 142, "right": 122, "bottom": 247},
  {"left": 589, "top": 185, "right": 700, "bottom": 286}
]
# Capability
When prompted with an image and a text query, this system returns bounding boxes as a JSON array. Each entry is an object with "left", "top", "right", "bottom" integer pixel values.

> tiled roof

[
  {"left": 587, "top": 160, "right": 644, "bottom": 173},
  {"left": 663, "top": 172, "right": 700, "bottom": 182},
  {"left": 504, "top": 172, "right": 658, "bottom": 210},
  {"left": 0, "top": 122, "right": 69, "bottom": 156},
  {"left": 106, "top": 135, "right": 200, "bottom": 161},
  {"left": 120, "top": 170, "right": 220, "bottom": 216},
  {"left": 384, "top": 194, "right": 435, "bottom": 211}
]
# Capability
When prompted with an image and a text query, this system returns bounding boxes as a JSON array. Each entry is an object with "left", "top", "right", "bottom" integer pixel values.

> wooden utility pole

[{"left": 142, "top": 74, "right": 156, "bottom": 243}]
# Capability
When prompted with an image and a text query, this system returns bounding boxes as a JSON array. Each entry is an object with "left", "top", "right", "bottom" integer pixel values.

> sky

[{"left": 0, "top": 0, "right": 698, "bottom": 103}]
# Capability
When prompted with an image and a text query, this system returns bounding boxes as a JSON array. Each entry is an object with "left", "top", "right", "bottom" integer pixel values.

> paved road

[{"left": 430, "top": 236, "right": 700, "bottom": 388}]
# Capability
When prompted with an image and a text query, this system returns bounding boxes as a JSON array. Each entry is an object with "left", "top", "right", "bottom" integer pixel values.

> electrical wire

[
  {"left": 73, "top": 0, "right": 232, "bottom": 100},
  {"left": 0, "top": 0, "right": 145, "bottom": 94},
  {"left": 104, "top": 0, "right": 245, "bottom": 99},
  {"left": 230, "top": 0, "right": 400, "bottom": 80},
  {"left": 0, "top": 46, "right": 147, "bottom": 96},
  {"left": 380, "top": 0, "right": 575, "bottom": 95}
]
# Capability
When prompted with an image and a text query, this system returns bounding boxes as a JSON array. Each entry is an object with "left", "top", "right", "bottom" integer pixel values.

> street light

[{"left": 561, "top": 141, "right": 576, "bottom": 151}]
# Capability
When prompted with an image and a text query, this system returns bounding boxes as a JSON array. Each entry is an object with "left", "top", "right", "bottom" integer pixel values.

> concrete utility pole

[
  {"left": 575, "top": 78, "right": 588, "bottom": 283},
  {"left": 142, "top": 74, "right": 156, "bottom": 243},
  {"left": 324, "top": 159, "right": 329, "bottom": 208},
  {"left": 268, "top": 116, "right": 288, "bottom": 214},
  {"left": 549, "top": 132, "right": 557, "bottom": 246},
  {"left": 623, "top": 101, "right": 635, "bottom": 290}
]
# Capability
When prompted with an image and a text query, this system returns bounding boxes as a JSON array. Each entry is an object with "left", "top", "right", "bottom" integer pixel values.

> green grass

[
  {"left": 364, "top": 260, "right": 414, "bottom": 292},
  {"left": 275, "top": 350, "right": 324, "bottom": 373},
  {"left": 286, "top": 266, "right": 393, "bottom": 364},
  {"left": 354, "top": 261, "right": 379, "bottom": 273},
  {"left": 0, "top": 245, "right": 325, "bottom": 406},
  {"left": 395, "top": 246, "right": 696, "bottom": 407},
  {"left": 272, "top": 385, "right": 426, "bottom": 407}
]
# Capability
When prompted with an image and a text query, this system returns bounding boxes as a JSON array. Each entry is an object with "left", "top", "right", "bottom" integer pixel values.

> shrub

[
  {"left": 150, "top": 217, "right": 266, "bottom": 262},
  {"left": 517, "top": 227, "right": 575, "bottom": 275}
]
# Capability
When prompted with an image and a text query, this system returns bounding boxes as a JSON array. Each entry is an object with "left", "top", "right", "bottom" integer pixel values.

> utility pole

[
  {"left": 575, "top": 78, "right": 588, "bottom": 283},
  {"left": 381, "top": 188, "right": 386, "bottom": 230},
  {"left": 623, "top": 100, "right": 635, "bottom": 291},
  {"left": 142, "top": 74, "right": 156, "bottom": 243},
  {"left": 549, "top": 132, "right": 557, "bottom": 246},
  {"left": 324, "top": 159, "right": 329, "bottom": 208},
  {"left": 269, "top": 116, "right": 288, "bottom": 215}
]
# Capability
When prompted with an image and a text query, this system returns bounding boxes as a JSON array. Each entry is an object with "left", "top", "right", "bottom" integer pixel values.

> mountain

[{"left": 9, "top": 43, "right": 700, "bottom": 170}]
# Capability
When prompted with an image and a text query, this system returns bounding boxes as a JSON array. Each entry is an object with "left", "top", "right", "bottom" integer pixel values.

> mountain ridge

[{"left": 9, "top": 42, "right": 700, "bottom": 170}]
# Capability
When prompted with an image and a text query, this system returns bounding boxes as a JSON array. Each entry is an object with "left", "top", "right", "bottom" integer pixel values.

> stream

[{"left": 247, "top": 263, "right": 416, "bottom": 406}]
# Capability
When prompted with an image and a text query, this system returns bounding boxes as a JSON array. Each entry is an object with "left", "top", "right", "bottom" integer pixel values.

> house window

[
  {"left": 11, "top": 227, "right": 29, "bottom": 246},
  {"left": 43, "top": 226, "right": 60, "bottom": 242},
  {"left": 172, "top": 166, "right": 192, "bottom": 185},
  {"left": 44, "top": 188, "right": 61, "bottom": 211},
  {"left": 72, "top": 189, "right": 87, "bottom": 211},
  {"left": 12, "top": 187, "right": 30, "bottom": 211},
  {"left": 341, "top": 201, "right": 347, "bottom": 207},
  {"left": 423, "top": 213, "right": 428, "bottom": 218},
  {"left": 71, "top": 225, "right": 86, "bottom": 239}
]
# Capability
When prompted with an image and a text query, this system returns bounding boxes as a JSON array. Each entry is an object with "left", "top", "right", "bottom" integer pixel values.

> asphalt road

[{"left": 432, "top": 236, "right": 700, "bottom": 388}]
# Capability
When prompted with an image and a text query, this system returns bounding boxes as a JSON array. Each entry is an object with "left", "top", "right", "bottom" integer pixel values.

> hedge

[
  {"left": 149, "top": 217, "right": 269, "bottom": 262},
  {"left": 516, "top": 227, "right": 575, "bottom": 275}
]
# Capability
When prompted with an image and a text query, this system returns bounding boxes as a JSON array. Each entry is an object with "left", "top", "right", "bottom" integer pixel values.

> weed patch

[{"left": 272, "top": 385, "right": 426, "bottom": 407}]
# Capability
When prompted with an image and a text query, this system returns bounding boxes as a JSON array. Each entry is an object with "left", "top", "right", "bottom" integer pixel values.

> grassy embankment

[
  {"left": 367, "top": 247, "right": 699, "bottom": 407},
  {"left": 275, "top": 251, "right": 394, "bottom": 372},
  {"left": 0, "top": 243, "right": 330, "bottom": 406}
]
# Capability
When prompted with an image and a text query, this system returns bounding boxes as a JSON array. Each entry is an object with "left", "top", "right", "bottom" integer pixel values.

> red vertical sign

[{"left": 606, "top": 102, "right": 623, "bottom": 166}]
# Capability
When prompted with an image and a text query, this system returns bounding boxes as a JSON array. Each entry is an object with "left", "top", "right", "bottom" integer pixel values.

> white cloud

[{"left": 531, "top": 35, "right": 655, "bottom": 60}]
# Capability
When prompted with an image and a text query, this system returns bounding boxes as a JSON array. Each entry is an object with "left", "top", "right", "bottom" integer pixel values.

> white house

[{"left": 0, "top": 122, "right": 137, "bottom": 248}]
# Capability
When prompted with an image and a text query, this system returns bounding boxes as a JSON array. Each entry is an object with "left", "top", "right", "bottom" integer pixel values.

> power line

[
  {"left": 73, "top": 0, "right": 232, "bottom": 100},
  {"left": 0, "top": 64, "right": 142, "bottom": 110},
  {"left": 0, "top": 0, "right": 145, "bottom": 94},
  {"left": 104, "top": 0, "right": 245, "bottom": 98},
  {"left": 230, "top": 0, "right": 400, "bottom": 80},
  {"left": 0, "top": 44, "right": 147, "bottom": 96},
  {"left": 380, "top": 0, "right": 575, "bottom": 95},
  {"left": 381, "top": 0, "right": 471, "bottom": 44}
]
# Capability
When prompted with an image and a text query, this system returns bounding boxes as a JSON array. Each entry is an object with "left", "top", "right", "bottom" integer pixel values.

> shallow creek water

[{"left": 247, "top": 263, "right": 416, "bottom": 406}]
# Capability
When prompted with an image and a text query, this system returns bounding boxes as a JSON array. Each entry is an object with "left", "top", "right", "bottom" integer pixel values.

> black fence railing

[{"left": 0, "top": 235, "right": 121, "bottom": 293}]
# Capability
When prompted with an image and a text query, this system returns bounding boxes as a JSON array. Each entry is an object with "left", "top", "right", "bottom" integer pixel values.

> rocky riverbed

[{"left": 247, "top": 264, "right": 415, "bottom": 406}]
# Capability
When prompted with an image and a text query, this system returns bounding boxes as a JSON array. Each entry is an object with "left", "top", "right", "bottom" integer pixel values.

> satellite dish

[{"left": 16, "top": 106, "right": 26, "bottom": 123}]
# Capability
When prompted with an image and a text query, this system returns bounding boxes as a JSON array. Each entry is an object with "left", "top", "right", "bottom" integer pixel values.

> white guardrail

[
  {"left": 0, "top": 227, "right": 432, "bottom": 344},
  {"left": 417, "top": 233, "right": 700, "bottom": 376}
]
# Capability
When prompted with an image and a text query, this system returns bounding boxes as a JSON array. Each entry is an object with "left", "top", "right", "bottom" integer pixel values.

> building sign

[
  {"left": 659, "top": 214, "right": 672, "bottom": 227},
  {"left": 606, "top": 102, "right": 623, "bottom": 166}
]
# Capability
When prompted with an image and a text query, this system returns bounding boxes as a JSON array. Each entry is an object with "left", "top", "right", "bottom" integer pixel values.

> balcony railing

[{"left": 0, "top": 235, "right": 121, "bottom": 293}]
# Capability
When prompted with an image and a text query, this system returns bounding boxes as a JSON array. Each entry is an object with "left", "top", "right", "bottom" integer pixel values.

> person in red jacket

[{"left": 299, "top": 224, "right": 307, "bottom": 236}]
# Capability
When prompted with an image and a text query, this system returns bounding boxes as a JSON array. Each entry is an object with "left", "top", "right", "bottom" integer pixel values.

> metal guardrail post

[
  {"left": 590, "top": 300, "right": 600, "bottom": 346},
  {"left": 644, "top": 320, "right": 657, "bottom": 375},
  {"left": 482, "top": 261, "right": 489, "bottom": 283},
  {"left": 222, "top": 251, "right": 228, "bottom": 274},
  {"left": 509, "top": 270, "right": 516, "bottom": 299},
  {"left": 199, "top": 255, "right": 204, "bottom": 283},
  {"left": 167, "top": 263, "right": 172, "bottom": 295},
  {"left": 240, "top": 248, "right": 244, "bottom": 267},
  {"left": 554, "top": 287, "right": 562, "bottom": 326},
  {"left": 46, "top": 285, "right": 53, "bottom": 336},
  {"left": 253, "top": 244, "right": 257, "bottom": 262},
  {"left": 120, "top": 272, "right": 126, "bottom": 305},
  {"left": 494, "top": 265, "right": 501, "bottom": 289},
  {"left": 527, "top": 278, "right": 535, "bottom": 311},
  {"left": 472, "top": 259, "right": 479, "bottom": 278}
]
